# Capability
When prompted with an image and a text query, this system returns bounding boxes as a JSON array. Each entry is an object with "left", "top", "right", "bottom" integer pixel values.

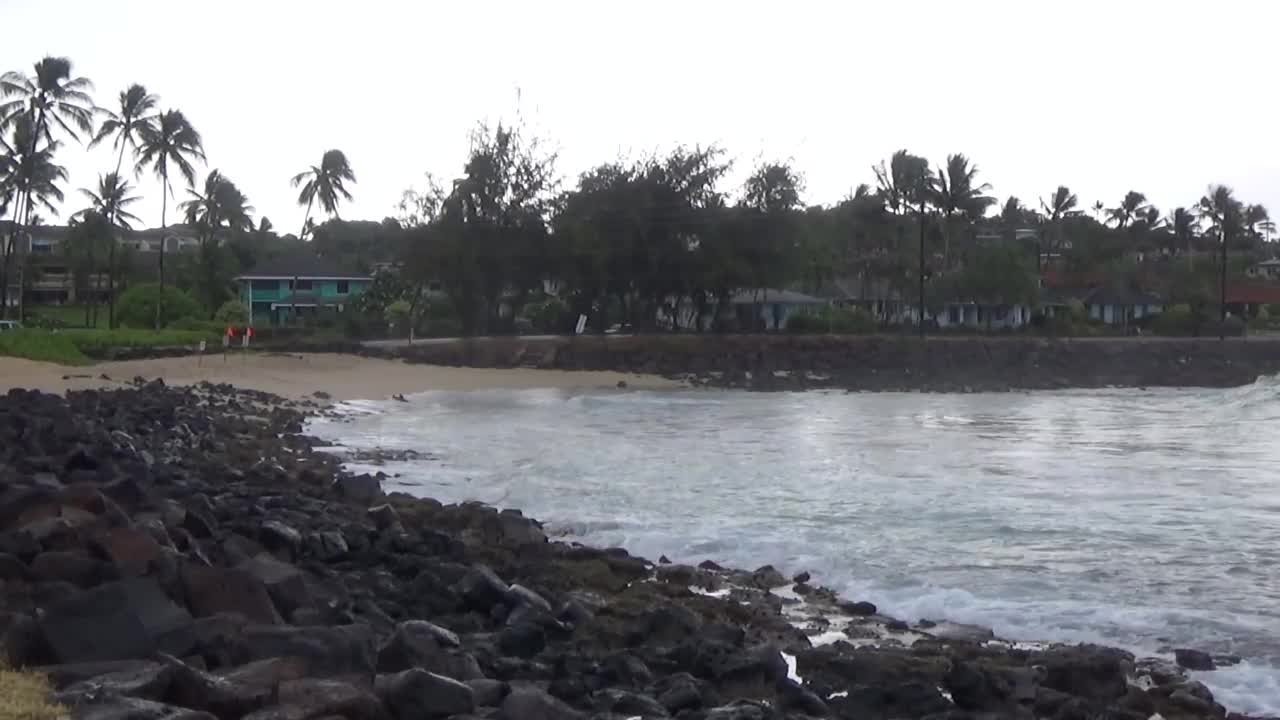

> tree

[
  {"left": 77, "top": 172, "right": 141, "bottom": 326},
  {"left": 953, "top": 243, "right": 1039, "bottom": 330},
  {"left": 64, "top": 209, "right": 112, "bottom": 325},
  {"left": 0, "top": 117, "right": 67, "bottom": 318},
  {"left": 873, "top": 150, "right": 931, "bottom": 334},
  {"left": 1243, "top": 204, "right": 1273, "bottom": 243},
  {"left": 181, "top": 170, "right": 254, "bottom": 312},
  {"left": 0, "top": 56, "right": 94, "bottom": 319},
  {"left": 1198, "top": 184, "right": 1240, "bottom": 337},
  {"left": 134, "top": 109, "right": 204, "bottom": 328},
  {"left": 932, "top": 153, "right": 994, "bottom": 264},
  {"left": 292, "top": 149, "right": 355, "bottom": 241},
  {"left": 1167, "top": 206, "right": 1199, "bottom": 260},
  {"left": 89, "top": 84, "right": 158, "bottom": 325},
  {"left": 1038, "top": 185, "right": 1079, "bottom": 272},
  {"left": 1107, "top": 191, "right": 1149, "bottom": 229}
]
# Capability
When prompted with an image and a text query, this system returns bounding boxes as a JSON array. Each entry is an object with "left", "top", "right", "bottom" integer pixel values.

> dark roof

[
  {"left": 237, "top": 253, "right": 370, "bottom": 280},
  {"left": 729, "top": 289, "right": 828, "bottom": 305},
  {"left": 1226, "top": 285, "right": 1280, "bottom": 304},
  {"left": 1084, "top": 287, "right": 1164, "bottom": 306}
]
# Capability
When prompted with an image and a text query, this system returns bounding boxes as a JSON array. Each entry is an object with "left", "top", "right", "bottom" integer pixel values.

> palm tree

[
  {"left": 79, "top": 172, "right": 142, "bottom": 326},
  {"left": 291, "top": 149, "right": 355, "bottom": 240},
  {"left": 0, "top": 117, "right": 67, "bottom": 318},
  {"left": 1198, "top": 185, "right": 1240, "bottom": 337},
  {"left": 134, "top": 109, "right": 204, "bottom": 328},
  {"left": 1038, "top": 186, "right": 1079, "bottom": 273},
  {"left": 182, "top": 170, "right": 254, "bottom": 313},
  {"left": 1091, "top": 200, "right": 1105, "bottom": 222},
  {"left": 932, "top": 153, "right": 994, "bottom": 265},
  {"left": 0, "top": 56, "right": 94, "bottom": 319},
  {"left": 1107, "top": 191, "right": 1149, "bottom": 229},
  {"left": 1167, "top": 207, "right": 1199, "bottom": 260},
  {"left": 1243, "top": 204, "right": 1273, "bottom": 243},
  {"left": 90, "top": 84, "right": 158, "bottom": 181}
]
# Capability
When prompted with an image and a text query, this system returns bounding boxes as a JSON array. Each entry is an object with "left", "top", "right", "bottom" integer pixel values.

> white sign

[
  {"left": 222, "top": 335, "right": 230, "bottom": 349},
  {"left": 242, "top": 334, "right": 250, "bottom": 348},
  {"left": 199, "top": 340, "right": 207, "bottom": 352},
  {"left": 575, "top": 314, "right": 588, "bottom": 335}
]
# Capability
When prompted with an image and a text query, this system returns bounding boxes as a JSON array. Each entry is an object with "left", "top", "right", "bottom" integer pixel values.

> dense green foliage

[{"left": 116, "top": 283, "right": 201, "bottom": 328}]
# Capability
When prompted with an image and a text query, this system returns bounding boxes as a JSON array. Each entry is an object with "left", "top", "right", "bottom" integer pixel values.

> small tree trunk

[{"left": 155, "top": 177, "right": 168, "bottom": 330}]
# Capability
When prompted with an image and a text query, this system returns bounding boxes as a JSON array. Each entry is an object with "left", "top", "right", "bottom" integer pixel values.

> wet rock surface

[{"left": 0, "top": 381, "right": 1264, "bottom": 719}]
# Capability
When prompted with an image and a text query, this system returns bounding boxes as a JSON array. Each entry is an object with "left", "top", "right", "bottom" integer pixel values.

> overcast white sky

[{"left": 3, "top": 0, "right": 1278, "bottom": 233}]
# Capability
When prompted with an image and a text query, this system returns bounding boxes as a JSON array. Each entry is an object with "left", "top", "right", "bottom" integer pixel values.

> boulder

[
  {"left": 67, "top": 696, "right": 218, "bottom": 720},
  {"left": 506, "top": 584, "right": 552, "bottom": 613},
  {"left": 376, "top": 620, "right": 482, "bottom": 681},
  {"left": 56, "top": 661, "right": 176, "bottom": 703},
  {"left": 243, "top": 678, "right": 387, "bottom": 720},
  {"left": 594, "top": 688, "right": 670, "bottom": 717},
  {"left": 466, "top": 678, "right": 509, "bottom": 707},
  {"left": 498, "top": 686, "right": 585, "bottom": 720},
  {"left": 39, "top": 578, "right": 195, "bottom": 663},
  {"left": 456, "top": 565, "right": 510, "bottom": 611},
  {"left": 1037, "top": 644, "right": 1132, "bottom": 704},
  {"left": 234, "top": 624, "right": 377, "bottom": 678},
  {"left": 376, "top": 668, "right": 475, "bottom": 719},
  {"left": 93, "top": 526, "right": 164, "bottom": 577},
  {"left": 304, "top": 531, "right": 348, "bottom": 561},
  {"left": 839, "top": 600, "right": 877, "bottom": 616},
  {"left": 335, "top": 474, "right": 384, "bottom": 505},
  {"left": 166, "top": 655, "right": 306, "bottom": 718},
  {"left": 498, "top": 621, "right": 546, "bottom": 658},
  {"left": 705, "top": 701, "right": 770, "bottom": 720},
  {"left": 181, "top": 564, "right": 283, "bottom": 625},
  {"left": 258, "top": 520, "right": 303, "bottom": 560},
  {"left": 236, "top": 555, "right": 312, "bottom": 617},
  {"left": 29, "top": 549, "right": 111, "bottom": 588},
  {"left": 32, "top": 660, "right": 163, "bottom": 689},
  {"left": 1174, "top": 647, "right": 1216, "bottom": 671}
]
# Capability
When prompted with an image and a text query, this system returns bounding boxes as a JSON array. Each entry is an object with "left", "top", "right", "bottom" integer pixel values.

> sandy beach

[{"left": 0, "top": 352, "right": 681, "bottom": 400}]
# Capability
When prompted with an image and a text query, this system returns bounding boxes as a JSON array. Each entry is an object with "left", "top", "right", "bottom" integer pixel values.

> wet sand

[{"left": 0, "top": 352, "right": 681, "bottom": 401}]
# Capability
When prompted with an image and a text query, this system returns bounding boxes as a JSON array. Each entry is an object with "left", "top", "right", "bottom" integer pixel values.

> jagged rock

[
  {"left": 242, "top": 678, "right": 386, "bottom": 720},
  {"left": 93, "top": 526, "right": 165, "bottom": 577},
  {"left": 376, "top": 668, "right": 475, "bottom": 719},
  {"left": 594, "top": 688, "right": 670, "bottom": 717},
  {"left": 181, "top": 564, "right": 283, "bottom": 625},
  {"left": 259, "top": 520, "right": 303, "bottom": 560},
  {"left": 30, "top": 549, "right": 112, "bottom": 588},
  {"left": 839, "top": 600, "right": 877, "bottom": 616},
  {"left": 56, "top": 660, "right": 176, "bottom": 703},
  {"left": 466, "top": 678, "right": 509, "bottom": 707},
  {"left": 376, "top": 619, "right": 470, "bottom": 676},
  {"left": 237, "top": 555, "right": 312, "bottom": 617},
  {"left": 506, "top": 583, "right": 552, "bottom": 612},
  {"left": 233, "top": 624, "right": 377, "bottom": 678},
  {"left": 456, "top": 565, "right": 510, "bottom": 611},
  {"left": 498, "top": 621, "right": 546, "bottom": 658},
  {"left": 1174, "top": 647, "right": 1216, "bottom": 671},
  {"left": 1037, "top": 644, "right": 1132, "bottom": 703},
  {"left": 498, "top": 686, "right": 585, "bottom": 720},
  {"left": 65, "top": 696, "right": 219, "bottom": 720},
  {"left": 166, "top": 655, "right": 307, "bottom": 718},
  {"left": 39, "top": 578, "right": 195, "bottom": 663},
  {"left": 335, "top": 474, "right": 384, "bottom": 505},
  {"left": 304, "top": 531, "right": 348, "bottom": 561}
]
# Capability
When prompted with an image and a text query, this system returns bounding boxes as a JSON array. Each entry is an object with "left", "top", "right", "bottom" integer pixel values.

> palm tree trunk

[
  {"left": 1220, "top": 228, "right": 1227, "bottom": 341},
  {"left": 107, "top": 143, "right": 128, "bottom": 329},
  {"left": 2, "top": 187, "right": 28, "bottom": 319},
  {"left": 155, "top": 176, "right": 168, "bottom": 330},
  {"left": 293, "top": 196, "right": 315, "bottom": 326}
]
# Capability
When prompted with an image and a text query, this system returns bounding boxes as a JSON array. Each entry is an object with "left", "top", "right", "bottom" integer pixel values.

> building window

[
  {"left": 251, "top": 280, "right": 276, "bottom": 292},
  {"left": 336, "top": 280, "right": 349, "bottom": 294},
  {"left": 294, "top": 279, "right": 312, "bottom": 291}
]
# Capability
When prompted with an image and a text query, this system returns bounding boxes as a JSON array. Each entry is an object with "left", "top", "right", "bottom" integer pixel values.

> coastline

[
  {"left": 0, "top": 378, "right": 1269, "bottom": 719},
  {"left": 0, "top": 352, "right": 683, "bottom": 400}
]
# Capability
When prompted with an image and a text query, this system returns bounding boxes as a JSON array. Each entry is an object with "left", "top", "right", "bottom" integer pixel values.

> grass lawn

[
  {"left": 0, "top": 328, "right": 221, "bottom": 365},
  {"left": 24, "top": 304, "right": 105, "bottom": 328}
]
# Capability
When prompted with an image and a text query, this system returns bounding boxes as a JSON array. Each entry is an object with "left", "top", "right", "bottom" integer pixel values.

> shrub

[
  {"left": 116, "top": 284, "right": 202, "bottom": 328},
  {"left": 525, "top": 297, "right": 570, "bottom": 332},
  {"left": 213, "top": 300, "right": 249, "bottom": 324},
  {"left": 787, "top": 306, "right": 876, "bottom": 334},
  {"left": 1153, "top": 303, "right": 1196, "bottom": 336},
  {"left": 0, "top": 330, "right": 89, "bottom": 364}
]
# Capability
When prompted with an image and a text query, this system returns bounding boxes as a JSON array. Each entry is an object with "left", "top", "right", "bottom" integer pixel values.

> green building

[{"left": 235, "top": 254, "right": 372, "bottom": 326}]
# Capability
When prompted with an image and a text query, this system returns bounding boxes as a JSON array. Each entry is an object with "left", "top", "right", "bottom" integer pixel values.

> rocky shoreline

[{"left": 0, "top": 381, "right": 1270, "bottom": 720}]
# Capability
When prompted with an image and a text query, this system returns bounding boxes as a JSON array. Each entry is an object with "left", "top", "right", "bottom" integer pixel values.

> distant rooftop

[{"left": 237, "top": 252, "right": 371, "bottom": 280}]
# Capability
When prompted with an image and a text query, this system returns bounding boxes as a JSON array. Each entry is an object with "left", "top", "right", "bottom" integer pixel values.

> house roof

[
  {"left": 270, "top": 292, "right": 348, "bottom": 306},
  {"left": 1084, "top": 287, "right": 1164, "bottom": 306},
  {"left": 729, "top": 289, "right": 828, "bottom": 305},
  {"left": 237, "top": 253, "right": 370, "bottom": 280},
  {"left": 1252, "top": 259, "right": 1280, "bottom": 267},
  {"left": 1226, "top": 285, "right": 1280, "bottom": 305}
]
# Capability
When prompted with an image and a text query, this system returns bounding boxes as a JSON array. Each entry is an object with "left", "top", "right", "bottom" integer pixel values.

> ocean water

[{"left": 307, "top": 380, "right": 1280, "bottom": 714}]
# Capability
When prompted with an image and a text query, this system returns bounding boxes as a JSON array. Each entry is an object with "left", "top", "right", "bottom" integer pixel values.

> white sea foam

[{"left": 308, "top": 384, "right": 1280, "bottom": 714}]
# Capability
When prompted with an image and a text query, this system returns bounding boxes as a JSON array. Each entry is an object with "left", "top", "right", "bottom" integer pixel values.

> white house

[
  {"left": 1084, "top": 288, "right": 1164, "bottom": 325},
  {"left": 1246, "top": 259, "right": 1280, "bottom": 281}
]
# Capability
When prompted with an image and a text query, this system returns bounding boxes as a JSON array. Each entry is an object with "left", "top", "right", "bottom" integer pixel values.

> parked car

[{"left": 0, "top": 320, "right": 22, "bottom": 332}]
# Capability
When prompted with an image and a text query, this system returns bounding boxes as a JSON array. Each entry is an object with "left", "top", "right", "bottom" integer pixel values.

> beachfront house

[
  {"left": 235, "top": 254, "right": 372, "bottom": 326},
  {"left": 1246, "top": 259, "right": 1280, "bottom": 281}
]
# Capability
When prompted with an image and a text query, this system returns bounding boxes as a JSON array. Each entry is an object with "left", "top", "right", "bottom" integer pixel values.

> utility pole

[
  {"left": 1219, "top": 226, "right": 1227, "bottom": 341},
  {"left": 918, "top": 203, "right": 926, "bottom": 338}
]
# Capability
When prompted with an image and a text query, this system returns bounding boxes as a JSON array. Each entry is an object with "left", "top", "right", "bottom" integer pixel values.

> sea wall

[{"left": 379, "top": 335, "right": 1280, "bottom": 392}]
